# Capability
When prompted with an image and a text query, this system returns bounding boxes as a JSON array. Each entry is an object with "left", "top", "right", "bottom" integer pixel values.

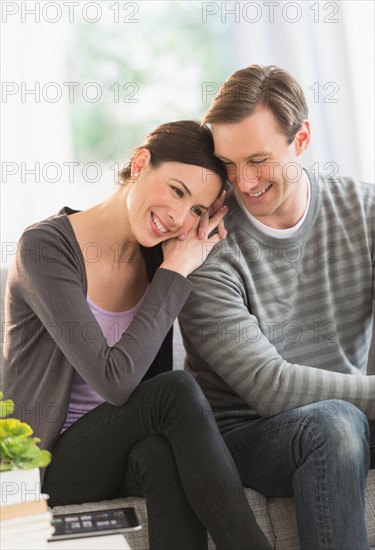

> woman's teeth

[
  {"left": 152, "top": 214, "right": 168, "bottom": 233},
  {"left": 249, "top": 184, "right": 272, "bottom": 198}
]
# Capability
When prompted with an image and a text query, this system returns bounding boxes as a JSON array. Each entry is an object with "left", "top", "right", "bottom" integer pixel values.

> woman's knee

[{"left": 157, "top": 370, "right": 206, "bottom": 404}]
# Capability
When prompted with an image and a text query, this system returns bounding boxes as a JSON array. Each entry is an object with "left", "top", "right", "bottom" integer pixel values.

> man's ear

[
  {"left": 294, "top": 120, "right": 310, "bottom": 156},
  {"left": 131, "top": 148, "right": 152, "bottom": 175}
]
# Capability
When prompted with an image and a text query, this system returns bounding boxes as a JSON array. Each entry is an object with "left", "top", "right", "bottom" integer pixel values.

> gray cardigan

[{"left": 3, "top": 207, "right": 192, "bottom": 458}]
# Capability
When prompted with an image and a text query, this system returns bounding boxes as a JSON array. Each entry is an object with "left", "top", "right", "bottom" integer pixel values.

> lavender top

[{"left": 62, "top": 287, "right": 149, "bottom": 432}]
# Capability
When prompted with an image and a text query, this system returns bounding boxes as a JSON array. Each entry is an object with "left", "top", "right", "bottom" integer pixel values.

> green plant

[{"left": 0, "top": 391, "right": 51, "bottom": 471}]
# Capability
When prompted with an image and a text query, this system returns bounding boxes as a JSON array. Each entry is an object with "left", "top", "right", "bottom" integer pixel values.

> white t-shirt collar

[{"left": 235, "top": 169, "right": 311, "bottom": 239}]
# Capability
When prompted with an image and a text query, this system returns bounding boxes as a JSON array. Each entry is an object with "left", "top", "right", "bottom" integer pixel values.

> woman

[{"left": 4, "top": 121, "right": 271, "bottom": 550}]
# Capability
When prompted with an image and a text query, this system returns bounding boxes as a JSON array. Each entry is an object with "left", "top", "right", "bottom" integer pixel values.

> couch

[{"left": 1, "top": 268, "right": 374, "bottom": 549}]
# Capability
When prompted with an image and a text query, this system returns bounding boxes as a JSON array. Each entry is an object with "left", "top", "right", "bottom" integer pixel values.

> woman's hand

[{"left": 160, "top": 203, "right": 228, "bottom": 277}]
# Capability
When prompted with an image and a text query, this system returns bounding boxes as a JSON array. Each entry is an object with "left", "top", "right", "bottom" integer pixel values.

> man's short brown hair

[{"left": 203, "top": 65, "right": 308, "bottom": 144}]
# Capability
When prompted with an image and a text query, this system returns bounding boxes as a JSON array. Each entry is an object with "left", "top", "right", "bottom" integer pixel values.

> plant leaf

[
  {"left": 0, "top": 419, "right": 33, "bottom": 437},
  {"left": 0, "top": 399, "right": 14, "bottom": 419}
]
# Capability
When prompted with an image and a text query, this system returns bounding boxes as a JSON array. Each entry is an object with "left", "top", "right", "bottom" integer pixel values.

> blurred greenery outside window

[{"left": 68, "top": 1, "right": 234, "bottom": 168}]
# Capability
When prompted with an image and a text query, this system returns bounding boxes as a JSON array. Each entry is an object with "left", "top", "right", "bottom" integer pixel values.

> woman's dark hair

[{"left": 118, "top": 120, "right": 227, "bottom": 189}]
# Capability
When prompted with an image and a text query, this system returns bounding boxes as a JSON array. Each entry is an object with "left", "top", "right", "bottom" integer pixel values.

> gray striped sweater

[{"left": 179, "top": 170, "right": 375, "bottom": 430}]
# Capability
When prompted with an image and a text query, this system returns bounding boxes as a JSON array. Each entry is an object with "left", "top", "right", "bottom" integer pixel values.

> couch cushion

[
  {"left": 268, "top": 496, "right": 298, "bottom": 550},
  {"left": 53, "top": 488, "right": 276, "bottom": 550},
  {"left": 365, "top": 469, "right": 375, "bottom": 547},
  {"left": 207, "top": 488, "right": 275, "bottom": 549},
  {"left": 53, "top": 471, "right": 375, "bottom": 550}
]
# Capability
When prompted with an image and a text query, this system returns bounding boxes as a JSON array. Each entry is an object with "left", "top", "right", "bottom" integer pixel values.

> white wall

[{"left": 1, "top": 1, "right": 374, "bottom": 266}]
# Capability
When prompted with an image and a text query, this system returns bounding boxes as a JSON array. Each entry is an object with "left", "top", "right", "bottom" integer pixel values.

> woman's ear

[{"left": 131, "top": 148, "right": 151, "bottom": 177}]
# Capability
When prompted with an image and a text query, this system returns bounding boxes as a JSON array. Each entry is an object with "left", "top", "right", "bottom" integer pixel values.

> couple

[{"left": 4, "top": 65, "right": 374, "bottom": 550}]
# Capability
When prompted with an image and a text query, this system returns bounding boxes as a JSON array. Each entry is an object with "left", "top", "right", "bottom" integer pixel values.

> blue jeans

[
  {"left": 222, "top": 400, "right": 374, "bottom": 550},
  {"left": 43, "top": 371, "right": 271, "bottom": 550}
]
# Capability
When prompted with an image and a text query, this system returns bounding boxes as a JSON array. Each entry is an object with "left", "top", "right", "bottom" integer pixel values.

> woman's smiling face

[{"left": 125, "top": 154, "right": 223, "bottom": 247}]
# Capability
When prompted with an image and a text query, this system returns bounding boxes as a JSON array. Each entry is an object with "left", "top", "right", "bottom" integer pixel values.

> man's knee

[
  {"left": 308, "top": 399, "right": 368, "bottom": 430},
  {"left": 301, "top": 400, "right": 370, "bottom": 461}
]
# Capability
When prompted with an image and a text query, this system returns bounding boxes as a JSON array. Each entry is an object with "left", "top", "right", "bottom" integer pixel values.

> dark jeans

[
  {"left": 222, "top": 400, "right": 375, "bottom": 550},
  {"left": 42, "top": 371, "right": 271, "bottom": 550}
]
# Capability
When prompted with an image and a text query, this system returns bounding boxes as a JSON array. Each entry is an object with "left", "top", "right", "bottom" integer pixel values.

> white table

[
  {"left": 2, "top": 533, "right": 130, "bottom": 549},
  {"left": 49, "top": 534, "right": 130, "bottom": 549}
]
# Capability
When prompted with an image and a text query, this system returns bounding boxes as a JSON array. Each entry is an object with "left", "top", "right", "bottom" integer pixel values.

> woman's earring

[{"left": 133, "top": 171, "right": 139, "bottom": 178}]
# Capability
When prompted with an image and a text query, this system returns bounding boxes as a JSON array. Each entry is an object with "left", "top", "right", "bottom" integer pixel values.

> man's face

[{"left": 212, "top": 107, "right": 310, "bottom": 229}]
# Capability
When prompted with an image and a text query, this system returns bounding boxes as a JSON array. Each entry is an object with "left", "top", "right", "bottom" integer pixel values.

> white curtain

[{"left": 233, "top": 0, "right": 374, "bottom": 181}]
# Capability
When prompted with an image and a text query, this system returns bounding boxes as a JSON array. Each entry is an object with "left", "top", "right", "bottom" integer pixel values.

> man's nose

[{"left": 235, "top": 164, "right": 261, "bottom": 192}]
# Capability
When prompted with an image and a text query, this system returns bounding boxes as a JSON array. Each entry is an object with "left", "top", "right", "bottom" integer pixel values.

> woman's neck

[
  {"left": 69, "top": 187, "right": 142, "bottom": 266},
  {"left": 68, "top": 187, "right": 149, "bottom": 312}
]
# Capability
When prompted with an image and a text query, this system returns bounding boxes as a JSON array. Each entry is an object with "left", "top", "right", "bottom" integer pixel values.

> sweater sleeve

[
  {"left": 179, "top": 262, "right": 375, "bottom": 420},
  {"left": 14, "top": 227, "right": 192, "bottom": 405}
]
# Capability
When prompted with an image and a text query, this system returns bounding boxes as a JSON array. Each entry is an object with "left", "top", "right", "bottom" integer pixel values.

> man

[{"left": 179, "top": 65, "right": 374, "bottom": 550}]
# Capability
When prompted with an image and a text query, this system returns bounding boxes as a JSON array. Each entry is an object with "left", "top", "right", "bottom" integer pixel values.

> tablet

[{"left": 48, "top": 507, "right": 141, "bottom": 541}]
